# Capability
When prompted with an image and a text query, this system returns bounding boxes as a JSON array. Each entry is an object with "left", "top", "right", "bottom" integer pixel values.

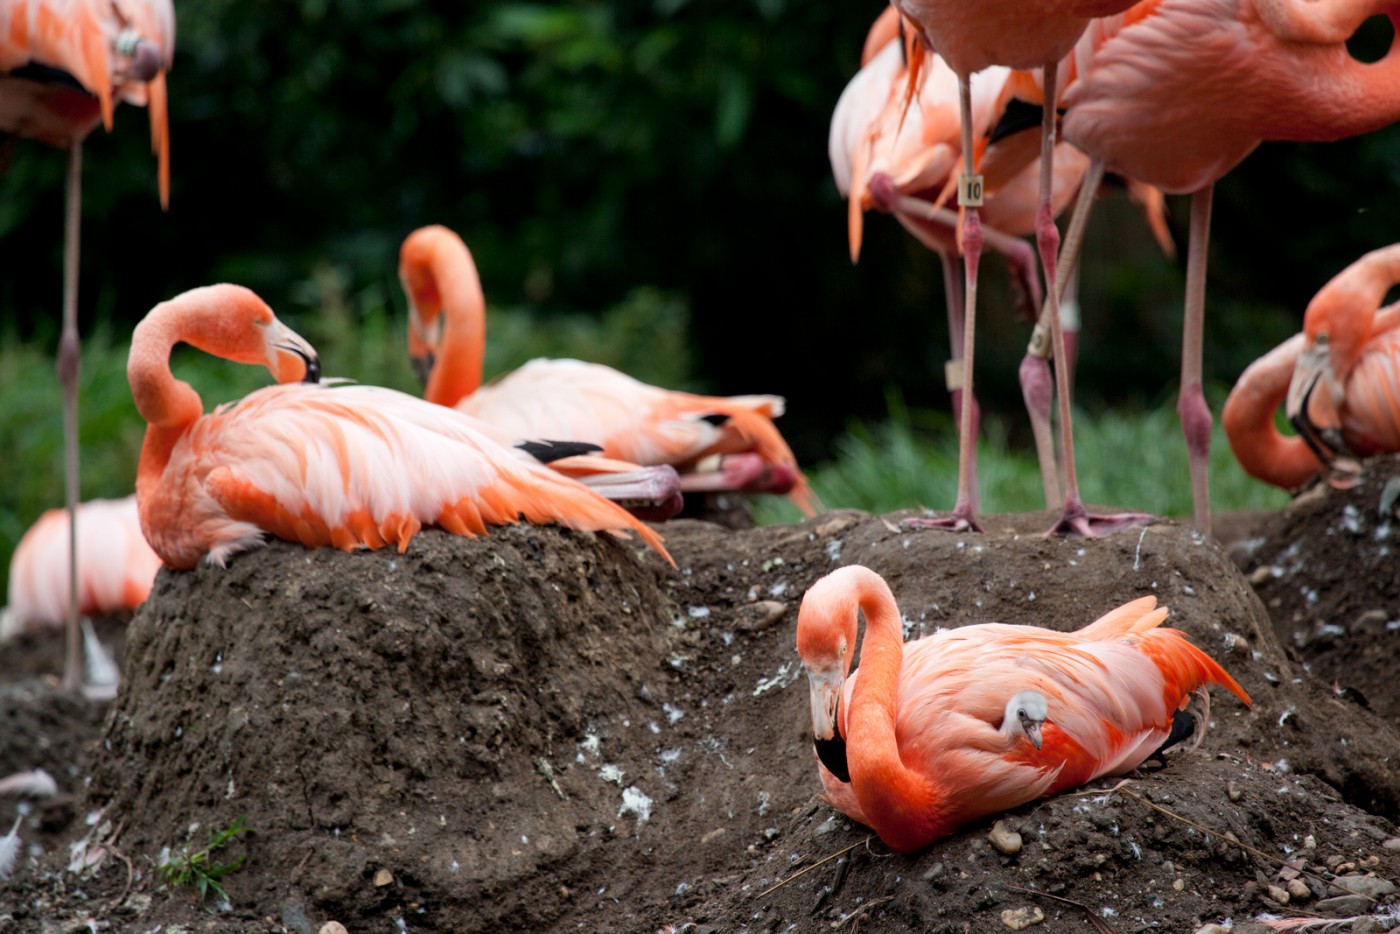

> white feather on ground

[
  {"left": 0, "top": 816, "right": 21, "bottom": 881},
  {"left": 81, "top": 618, "right": 120, "bottom": 701},
  {"left": 0, "top": 769, "right": 58, "bottom": 798}
]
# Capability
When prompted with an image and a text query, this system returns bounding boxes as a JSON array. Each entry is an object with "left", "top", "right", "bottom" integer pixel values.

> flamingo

[
  {"left": 1, "top": 0, "right": 174, "bottom": 691},
  {"left": 399, "top": 225, "right": 817, "bottom": 516},
  {"left": 796, "top": 564, "right": 1251, "bottom": 852},
  {"left": 129, "top": 283, "right": 671, "bottom": 571},
  {"left": 2, "top": 494, "right": 161, "bottom": 639},
  {"left": 1275, "top": 244, "right": 1400, "bottom": 482},
  {"left": 1038, "top": 0, "right": 1400, "bottom": 533},
  {"left": 830, "top": 15, "right": 1171, "bottom": 512},
  {"left": 886, "top": 0, "right": 1141, "bottom": 536}
]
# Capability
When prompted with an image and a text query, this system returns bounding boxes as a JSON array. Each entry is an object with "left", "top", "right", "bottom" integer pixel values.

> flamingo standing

[
  {"left": 796, "top": 565, "right": 1250, "bottom": 852},
  {"left": 129, "top": 284, "right": 670, "bottom": 571},
  {"left": 888, "top": 0, "right": 1141, "bottom": 535},
  {"left": 399, "top": 225, "right": 817, "bottom": 516},
  {"left": 1275, "top": 244, "right": 1400, "bottom": 482},
  {"left": 1045, "top": 0, "right": 1400, "bottom": 532},
  {"left": 2, "top": 495, "right": 161, "bottom": 638},
  {"left": 1, "top": 0, "right": 173, "bottom": 691}
]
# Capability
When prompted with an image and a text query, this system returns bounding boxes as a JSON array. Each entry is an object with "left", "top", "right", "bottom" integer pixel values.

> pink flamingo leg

[
  {"left": 940, "top": 251, "right": 981, "bottom": 515},
  {"left": 905, "top": 75, "right": 984, "bottom": 533},
  {"left": 1179, "top": 185, "right": 1215, "bottom": 534},
  {"left": 59, "top": 143, "right": 83, "bottom": 695}
]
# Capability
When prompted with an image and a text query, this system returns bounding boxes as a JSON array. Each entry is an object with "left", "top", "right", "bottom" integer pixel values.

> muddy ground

[{"left": 1, "top": 484, "right": 1398, "bottom": 933}]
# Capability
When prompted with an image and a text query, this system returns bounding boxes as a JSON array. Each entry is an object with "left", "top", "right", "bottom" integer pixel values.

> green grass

[
  {"left": 752, "top": 392, "right": 1290, "bottom": 526},
  {"left": 155, "top": 815, "right": 253, "bottom": 906}
]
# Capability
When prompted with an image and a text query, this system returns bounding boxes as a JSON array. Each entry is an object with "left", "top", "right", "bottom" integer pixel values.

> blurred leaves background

[{"left": 0, "top": 0, "right": 1397, "bottom": 588}]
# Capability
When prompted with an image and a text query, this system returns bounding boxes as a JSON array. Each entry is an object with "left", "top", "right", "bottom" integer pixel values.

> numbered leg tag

[
  {"left": 958, "top": 174, "right": 984, "bottom": 207},
  {"left": 944, "top": 358, "right": 965, "bottom": 391},
  {"left": 1026, "top": 323, "right": 1053, "bottom": 359}
]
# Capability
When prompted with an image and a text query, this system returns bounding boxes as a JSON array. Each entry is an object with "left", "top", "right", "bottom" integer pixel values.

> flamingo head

[
  {"left": 1005, "top": 690, "right": 1048, "bottom": 749},
  {"left": 1285, "top": 332, "right": 1349, "bottom": 463},
  {"left": 796, "top": 596, "right": 852, "bottom": 745},
  {"left": 172, "top": 284, "right": 320, "bottom": 384}
]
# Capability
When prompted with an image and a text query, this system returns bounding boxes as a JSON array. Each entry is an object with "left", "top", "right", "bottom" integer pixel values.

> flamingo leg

[
  {"left": 59, "top": 142, "right": 83, "bottom": 694},
  {"left": 1040, "top": 145, "right": 1154, "bottom": 536},
  {"left": 905, "top": 75, "right": 983, "bottom": 533},
  {"left": 939, "top": 251, "right": 980, "bottom": 515},
  {"left": 1179, "top": 185, "right": 1215, "bottom": 534}
]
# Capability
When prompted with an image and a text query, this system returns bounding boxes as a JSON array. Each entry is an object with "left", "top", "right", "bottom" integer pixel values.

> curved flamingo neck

[
  {"left": 843, "top": 569, "right": 949, "bottom": 853},
  {"left": 128, "top": 305, "right": 208, "bottom": 431},
  {"left": 1222, "top": 335, "right": 1325, "bottom": 489},
  {"left": 412, "top": 231, "right": 486, "bottom": 409},
  {"left": 1309, "top": 244, "right": 1400, "bottom": 374}
]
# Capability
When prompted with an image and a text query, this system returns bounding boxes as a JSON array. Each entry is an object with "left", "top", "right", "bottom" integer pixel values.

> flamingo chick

[
  {"left": 796, "top": 565, "right": 1250, "bottom": 853},
  {"left": 129, "top": 284, "right": 671, "bottom": 570},
  {"left": 400, "top": 225, "right": 817, "bottom": 516},
  {"left": 2, "top": 495, "right": 161, "bottom": 638}
]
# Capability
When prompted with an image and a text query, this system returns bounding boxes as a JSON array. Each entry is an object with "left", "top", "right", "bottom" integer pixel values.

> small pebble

[
  {"left": 1315, "top": 894, "right": 1370, "bottom": 916},
  {"left": 1172, "top": 879, "right": 1185, "bottom": 892},
  {"left": 1381, "top": 837, "right": 1400, "bottom": 852},
  {"left": 1286, "top": 879, "right": 1311, "bottom": 901},
  {"left": 999, "top": 906, "right": 1044, "bottom": 930},
  {"left": 1226, "top": 781, "right": 1242, "bottom": 802},
  {"left": 1265, "top": 884, "right": 1290, "bottom": 905},
  {"left": 373, "top": 868, "right": 394, "bottom": 887},
  {"left": 1329, "top": 874, "right": 1396, "bottom": 899},
  {"left": 319, "top": 925, "right": 348, "bottom": 934},
  {"left": 1302, "top": 834, "right": 1317, "bottom": 851},
  {"left": 1357, "top": 854, "right": 1380, "bottom": 869},
  {"left": 1193, "top": 925, "right": 1227, "bottom": 934},
  {"left": 989, "top": 820, "right": 1023, "bottom": 856}
]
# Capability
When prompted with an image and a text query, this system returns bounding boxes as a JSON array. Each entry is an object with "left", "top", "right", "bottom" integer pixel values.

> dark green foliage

[{"left": 155, "top": 815, "right": 253, "bottom": 906}]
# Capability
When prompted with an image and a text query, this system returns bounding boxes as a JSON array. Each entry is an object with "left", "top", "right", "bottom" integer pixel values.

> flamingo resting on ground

[
  {"left": 1260, "top": 244, "right": 1400, "bottom": 486},
  {"left": 889, "top": 0, "right": 1140, "bottom": 536},
  {"left": 2, "top": 494, "right": 161, "bottom": 639},
  {"left": 0, "top": 0, "right": 174, "bottom": 691},
  {"left": 399, "top": 225, "right": 817, "bottom": 516},
  {"left": 1037, "top": 0, "right": 1400, "bottom": 532},
  {"left": 796, "top": 565, "right": 1250, "bottom": 853},
  {"left": 129, "top": 283, "right": 671, "bottom": 571}
]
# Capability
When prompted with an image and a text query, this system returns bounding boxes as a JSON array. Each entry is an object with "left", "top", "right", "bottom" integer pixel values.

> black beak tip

[
  {"left": 411, "top": 352, "right": 435, "bottom": 388},
  {"left": 814, "top": 735, "right": 851, "bottom": 784},
  {"left": 302, "top": 352, "right": 322, "bottom": 384}
]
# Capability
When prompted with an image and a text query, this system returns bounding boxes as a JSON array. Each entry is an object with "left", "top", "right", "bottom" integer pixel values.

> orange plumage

[{"left": 797, "top": 565, "right": 1249, "bottom": 853}]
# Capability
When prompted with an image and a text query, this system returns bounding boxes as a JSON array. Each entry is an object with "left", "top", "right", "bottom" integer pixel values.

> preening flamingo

[
  {"left": 796, "top": 565, "right": 1250, "bottom": 852},
  {"left": 887, "top": 0, "right": 1140, "bottom": 536},
  {"left": 1, "top": 0, "right": 174, "bottom": 691},
  {"left": 399, "top": 225, "right": 817, "bottom": 516},
  {"left": 129, "top": 284, "right": 671, "bottom": 571},
  {"left": 1273, "top": 244, "right": 1400, "bottom": 482},
  {"left": 2, "top": 495, "right": 161, "bottom": 639},
  {"left": 1043, "top": 0, "right": 1400, "bottom": 532}
]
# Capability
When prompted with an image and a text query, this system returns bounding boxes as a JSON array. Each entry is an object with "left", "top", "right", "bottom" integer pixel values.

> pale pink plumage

[
  {"left": 130, "top": 284, "right": 671, "bottom": 571},
  {"left": 2, "top": 495, "right": 161, "bottom": 637}
]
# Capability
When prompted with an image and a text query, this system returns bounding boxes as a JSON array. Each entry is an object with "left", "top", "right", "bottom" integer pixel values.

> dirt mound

[
  {"left": 1225, "top": 453, "right": 1400, "bottom": 723},
  {"left": 1, "top": 510, "right": 1398, "bottom": 933}
]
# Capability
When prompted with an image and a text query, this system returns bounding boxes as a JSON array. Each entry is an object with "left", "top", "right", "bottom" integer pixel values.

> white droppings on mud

[
  {"left": 753, "top": 661, "right": 801, "bottom": 696},
  {"left": 619, "top": 786, "right": 653, "bottom": 826},
  {"left": 578, "top": 733, "right": 602, "bottom": 762},
  {"left": 761, "top": 557, "right": 784, "bottom": 572},
  {"left": 1133, "top": 528, "right": 1149, "bottom": 570},
  {"left": 210, "top": 652, "right": 223, "bottom": 675},
  {"left": 1027, "top": 591, "right": 1036, "bottom": 602},
  {"left": 902, "top": 615, "right": 917, "bottom": 639},
  {"left": 1341, "top": 504, "right": 1363, "bottom": 534},
  {"left": 600, "top": 764, "right": 625, "bottom": 785},
  {"left": 825, "top": 539, "right": 843, "bottom": 562},
  {"left": 687, "top": 606, "right": 711, "bottom": 620},
  {"left": 757, "top": 791, "right": 771, "bottom": 817},
  {"left": 769, "top": 581, "right": 789, "bottom": 598},
  {"left": 1387, "top": 619, "right": 1400, "bottom": 632},
  {"left": 664, "top": 703, "right": 685, "bottom": 725},
  {"left": 1278, "top": 709, "right": 1294, "bottom": 728},
  {"left": 226, "top": 779, "right": 236, "bottom": 799},
  {"left": 1182, "top": 585, "right": 1195, "bottom": 596},
  {"left": 658, "top": 748, "right": 682, "bottom": 766}
]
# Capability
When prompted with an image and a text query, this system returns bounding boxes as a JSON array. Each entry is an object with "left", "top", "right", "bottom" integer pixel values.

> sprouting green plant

[{"left": 155, "top": 816, "right": 253, "bottom": 905}]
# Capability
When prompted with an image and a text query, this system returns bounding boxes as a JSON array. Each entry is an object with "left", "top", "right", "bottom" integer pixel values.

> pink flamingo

[
  {"left": 888, "top": 0, "right": 1142, "bottom": 535},
  {"left": 129, "top": 284, "right": 671, "bottom": 570},
  {"left": 0, "top": 0, "right": 173, "bottom": 691},
  {"left": 796, "top": 564, "right": 1250, "bottom": 852},
  {"left": 1050, "top": 0, "right": 1400, "bottom": 532}
]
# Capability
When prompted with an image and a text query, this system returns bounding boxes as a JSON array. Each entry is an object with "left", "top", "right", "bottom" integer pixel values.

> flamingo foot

[
  {"left": 1046, "top": 498, "right": 1157, "bottom": 538},
  {"left": 900, "top": 503, "right": 983, "bottom": 534}
]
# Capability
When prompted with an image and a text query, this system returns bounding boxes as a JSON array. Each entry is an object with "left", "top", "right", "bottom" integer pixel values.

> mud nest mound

[{"left": 2, "top": 510, "right": 1398, "bottom": 932}]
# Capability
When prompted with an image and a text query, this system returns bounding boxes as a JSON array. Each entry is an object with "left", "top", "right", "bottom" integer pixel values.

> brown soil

[{"left": 2, "top": 501, "right": 1398, "bottom": 933}]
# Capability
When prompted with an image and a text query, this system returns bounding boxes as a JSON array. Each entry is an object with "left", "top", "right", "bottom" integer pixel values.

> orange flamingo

[
  {"left": 887, "top": 0, "right": 1140, "bottom": 535},
  {"left": 399, "top": 225, "right": 817, "bottom": 515},
  {"left": 129, "top": 284, "right": 670, "bottom": 571},
  {"left": 1043, "top": 0, "right": 1400, "bottom": 532},
  {"left": 2, "top": 495, "right": 161, "bottom": 638},
  {"left": 796, "top": 565, "right": 1251, "bottom": 852},
  {"left": 1, "top": 0, "right": 173, "bottom": 690}
]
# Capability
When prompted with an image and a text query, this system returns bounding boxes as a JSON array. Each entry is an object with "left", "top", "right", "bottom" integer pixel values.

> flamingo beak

[
  {"left": 269, "top": 322, "right": 321, "bottom": 385},
  {"left": 806, "top": 668, "right": 843, "bottom": 742},
  {"left": 1022, "top": 718, "right": 1044, "bottom": 750},
  {"left": 406, "top": 303, "right": 441, "bottom": 388},
  {"left": 1286, "top": 339, "right": 1345, "bottom": 465}
]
